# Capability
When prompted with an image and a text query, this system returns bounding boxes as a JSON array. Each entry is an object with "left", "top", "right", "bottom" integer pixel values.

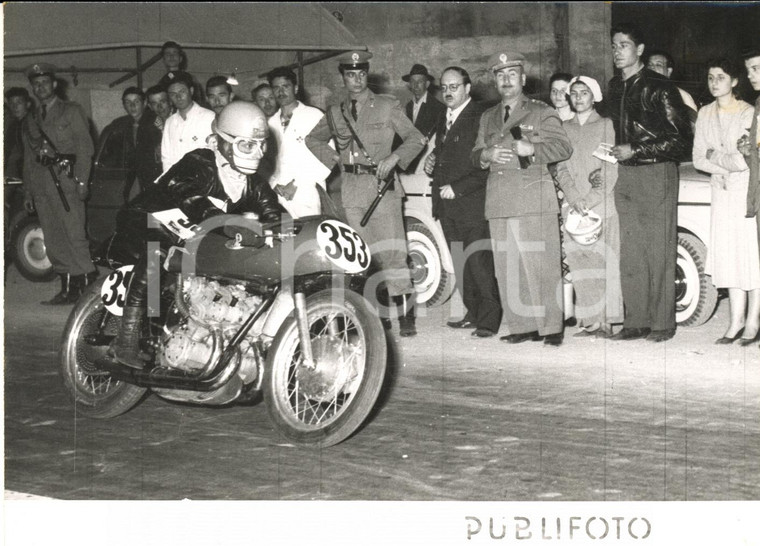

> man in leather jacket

[
  {"left": 607, "top": 23, "right": 693, "bottom": 343},
  {"left": 109, "top": 101, "right": 285, "bottom": 369}
]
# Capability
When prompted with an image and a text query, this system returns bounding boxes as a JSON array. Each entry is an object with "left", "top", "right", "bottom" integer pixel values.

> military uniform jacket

[
  {"left": 305, "top": 89, "right": 425, "bottom": 209},
  {"left": 471, "top": 95, "right": 571, "bottom": 219},
  {"left": 22, "top": 97, "right": 94, "bottom": 194},
  {"left": 430, "top": 100, "right": 488, "bottom": 221}
]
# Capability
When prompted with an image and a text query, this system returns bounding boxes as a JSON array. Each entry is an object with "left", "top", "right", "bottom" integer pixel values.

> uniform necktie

[
  {"left": 503, "top": 104, "right": 510, "bottom": 123},
  {"left": 351, "top": 99, "right": 358, "bottom": 121},
  {"left": 41, "top": 104, "right": 47, "bottom": 121}
]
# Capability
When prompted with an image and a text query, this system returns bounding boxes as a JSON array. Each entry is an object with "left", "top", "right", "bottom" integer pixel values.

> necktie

[
  {"left": 351, "top": 99, "right": 358, "bottom": 121},
  {"left": 503, "top": 105, "right": 510, "bottom": 124},
  {"left": 41, "top": 104, "right": 47, "bottom": 121},
  {"left": 444, "top": 110, "right": 453, "bottom": 140}
]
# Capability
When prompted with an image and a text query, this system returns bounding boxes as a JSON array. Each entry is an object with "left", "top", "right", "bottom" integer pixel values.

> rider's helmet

[
  {"left": 212, "top": 102, "right": 268, "bottom": 174},
  {"left": 565, "top": 208, "right": 603, "bottom": 245}
]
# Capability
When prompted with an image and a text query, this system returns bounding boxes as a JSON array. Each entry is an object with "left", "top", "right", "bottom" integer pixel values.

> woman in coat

[
  {"left": 693, "top": 58, "right": 760, "bottom": 345},
  {"left": 554, "top": 76, "right": 623, "bottom": 337}
]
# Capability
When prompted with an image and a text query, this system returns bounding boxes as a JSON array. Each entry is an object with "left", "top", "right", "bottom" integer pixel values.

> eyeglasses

[
  {"left": 440, "top": 83, "right": 464, "bottom": 92},
  {"left": 216, "top": 130, "right": 267, "bottom": 157}
]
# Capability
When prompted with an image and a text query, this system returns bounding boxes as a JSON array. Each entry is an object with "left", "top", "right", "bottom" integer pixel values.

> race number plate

[
  {"left": 100, "top": 265, "right": 135, "bottom": 316},
  {"left": 316, "top": 220, "right": 371, "bottom": 274},
  {"left": 151, "top": 208, "right": 200, "bottom": 240}
]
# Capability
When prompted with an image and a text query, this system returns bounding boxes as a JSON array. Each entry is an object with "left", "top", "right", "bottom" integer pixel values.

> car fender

[{"left": 399, "top": 172, "right": 455, "bottom": 274}]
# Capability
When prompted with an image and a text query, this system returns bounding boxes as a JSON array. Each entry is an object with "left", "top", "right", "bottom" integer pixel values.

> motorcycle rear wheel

[
  {"left": 60, "top": 279, "right": 147, "bottom": 418},
  {"left": 264, "top": 288, "right": 387, "bottom": 447}
]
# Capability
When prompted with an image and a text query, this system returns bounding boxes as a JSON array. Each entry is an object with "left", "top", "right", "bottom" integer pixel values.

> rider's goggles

[{"left": 215, "top": 130, "right": 267, "bottom": 158}]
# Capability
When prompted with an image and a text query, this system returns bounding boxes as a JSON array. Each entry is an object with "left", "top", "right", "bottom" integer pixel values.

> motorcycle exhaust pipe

[{"left": 96, "top": 289, "right": 278, "bottom": 391}]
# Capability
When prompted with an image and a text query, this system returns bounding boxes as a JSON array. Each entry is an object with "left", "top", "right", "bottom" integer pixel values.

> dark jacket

[
  {"left": 607, "top": 67, "right": 693, "bottom": 166},
  {"left": 134, "top": 111, "right": 164, "bottom": 186},
  {"left": 395, "top": 93, "right": 446, "bottom": 173},
  {"left": 132, "top": 148, "right": 284, "bottom": 224},
  {"left": 430, "top": 100, "right": 489, "bottom": 221}
]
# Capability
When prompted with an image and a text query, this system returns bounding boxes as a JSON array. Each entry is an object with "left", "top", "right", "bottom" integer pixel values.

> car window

[{"left": 96, "top": 127, "right": 125, "bottom": 169}]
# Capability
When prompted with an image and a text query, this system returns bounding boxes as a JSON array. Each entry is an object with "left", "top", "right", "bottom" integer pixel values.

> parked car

[
  {"left": 5, "top": 121, "right": 137, "bottom": 282},
  {"left": 400, "top": 155, "right": 719, "bottom": 327}
]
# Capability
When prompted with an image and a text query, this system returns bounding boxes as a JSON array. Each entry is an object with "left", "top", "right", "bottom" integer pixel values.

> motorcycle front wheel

[
  {"left": 60, "top": 279, "right": 147, "bottom": 418},
  {"left": 264, "top": 288, "right": 387, "bottom": 447}
]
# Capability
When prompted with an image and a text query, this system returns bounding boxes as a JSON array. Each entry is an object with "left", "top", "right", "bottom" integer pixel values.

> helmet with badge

[{"left": 212, "top": 102, "right": 268, "bottom": 174}]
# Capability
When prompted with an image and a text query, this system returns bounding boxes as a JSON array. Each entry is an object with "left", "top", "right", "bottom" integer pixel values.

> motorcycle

[{"left": 59, "top": 208, "right": 387, "bottom": 447}]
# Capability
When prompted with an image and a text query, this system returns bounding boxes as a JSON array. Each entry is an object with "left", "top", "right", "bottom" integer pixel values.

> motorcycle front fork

[{"left": 293, "top": 292, "right": 315, "bottom": 368}]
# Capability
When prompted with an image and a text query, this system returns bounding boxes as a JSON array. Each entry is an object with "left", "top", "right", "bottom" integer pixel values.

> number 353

[{"left": 316, "top": 220, "right": 371, "bottom": 274}]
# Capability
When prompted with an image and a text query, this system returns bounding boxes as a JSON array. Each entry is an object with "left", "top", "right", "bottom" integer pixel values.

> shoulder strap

[{"left": 339, "top": 103, "right": 376, "bottom": 166}]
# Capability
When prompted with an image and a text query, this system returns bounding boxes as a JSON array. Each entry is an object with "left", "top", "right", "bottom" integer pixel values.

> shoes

[
  {"left": 715, "top": 328, "right": 744, "bottom": 345},
  {"left": 472, "top": 328, "right": 495, "bottom": 338},
  {"left": 609, "top": 327, "right": 651, "bottom": 341},
  {"left": 595, "top": 326, "right": 614, "bottom": 339},
  {"left": 738, "top": 330, "right": 760, "bottom": 347},
  {"left": 500, "top": 331, "right": 542, "bottom": 344},
  {"left": 647, "top": 328, "right": 676, "bottom": 342},
  {"left": 41, "top": 273, "right": 80, "bottom": 305},
  {"left": 543, "top": 333, "right": 563, "bottom": 346},
  {"left": 380, "top": 318, "right": 392, "bottom": 331},
  {"left": 565, "top": 317, "right": 578, "bottom": 327},
  {"left": 573, "top": 328, "right": 597, "bottom": 338},
  {"left": 447, "top": 318, "right": 476, "bottom": 329}
]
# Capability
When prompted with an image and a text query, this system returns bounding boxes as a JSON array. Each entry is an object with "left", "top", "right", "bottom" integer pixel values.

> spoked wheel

[
  {"left": 59, "top": 279, "right": 146, "bottom": 418},
  {"left": 264, "top": 289, "right": 387, "bottom": 447}
]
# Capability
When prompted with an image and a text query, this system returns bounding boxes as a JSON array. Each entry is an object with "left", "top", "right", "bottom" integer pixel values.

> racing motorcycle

[{"left": 59, "top": 208, "right": 387, "bottom": 447}]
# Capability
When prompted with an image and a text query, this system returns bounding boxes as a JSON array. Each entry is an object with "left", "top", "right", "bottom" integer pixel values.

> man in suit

[
  {"left": 471, "top": 51, "right": 572, "bottom": 346},
  {"left": 397, "top": 63, "right": 446, "bottom": 173},
  {"left": 306, "top": 50, "right": 425, "bottom": 337},
  {"left": 21, "top": 63, "right": 97, "bottom": 304},
  {"left": 267, "top": 66, "right": 330, "bottom": 218},
  {"left": 424, "top": 67, "right": 501, "bottom": 338}
]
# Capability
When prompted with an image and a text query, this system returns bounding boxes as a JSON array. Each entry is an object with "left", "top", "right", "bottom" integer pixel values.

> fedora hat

[{"left": 402, "top": 64, "right": 434, "bottom": 82}]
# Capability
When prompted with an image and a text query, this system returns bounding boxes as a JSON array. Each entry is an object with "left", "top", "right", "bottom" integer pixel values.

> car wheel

[
  {"left": 675, "top": 232, "right": 718, "bottom": 326},
  {"left": 405, "top": 221, "right": 453, "bottom": 307},
  {"left": 11, "top": 215, "right": 55, "bottom": 282}
]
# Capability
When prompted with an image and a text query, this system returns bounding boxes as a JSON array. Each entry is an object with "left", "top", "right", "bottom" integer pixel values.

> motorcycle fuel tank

[{"left": 164, "top": 215, "right": 371, "bottom": 285}]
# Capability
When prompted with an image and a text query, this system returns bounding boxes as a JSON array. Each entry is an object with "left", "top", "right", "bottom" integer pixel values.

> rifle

[
  {"left": 360, "top": 169, "right": 398, "bottom": 227},
  {"left": 39, "top": 152, "right": 75, "bottom": 212},
  {"left": 30, "top": 122, "right": 77, "bottom": 212}
]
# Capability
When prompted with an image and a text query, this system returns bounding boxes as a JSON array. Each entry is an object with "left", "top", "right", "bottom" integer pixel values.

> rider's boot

[
  {"left": 109, "top": 304, "right": 146, "bottom": 369},
  {"left": 109, "top": 258, "right": 148, "bottom": 369},
  {"left": 396, "top": 293, "right": 417, "bottom": 337}
]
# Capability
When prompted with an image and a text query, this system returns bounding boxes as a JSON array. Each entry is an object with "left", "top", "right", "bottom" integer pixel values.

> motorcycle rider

[{"left": 109, "top": 101, "right": 285, "bottom": 369}]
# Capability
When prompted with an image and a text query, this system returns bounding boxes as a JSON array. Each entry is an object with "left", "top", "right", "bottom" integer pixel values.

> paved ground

[{"left": 3, "top": 264, "right": 759, "bottom": 501}]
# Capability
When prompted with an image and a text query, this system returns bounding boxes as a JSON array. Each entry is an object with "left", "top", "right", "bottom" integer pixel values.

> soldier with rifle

[
  {"left": 306, "top": 51, "right": 425, "bottom": 337},
  {"left": 22, "top": 63, "right": 97, "bottom": 304}
]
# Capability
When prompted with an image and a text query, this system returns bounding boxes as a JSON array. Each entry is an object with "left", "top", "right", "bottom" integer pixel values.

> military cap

[
  {"left": 402, "top": 63, "right": 434, "bottom": 82},
  {"left": 488, "top": 51, "right": 526, "bottom": 72},
  {"left": 24, "top": 63, "right": 57, "bottom": 81},
  {"left": 337, "top": 50, "right": 373, "bottom": 71}
]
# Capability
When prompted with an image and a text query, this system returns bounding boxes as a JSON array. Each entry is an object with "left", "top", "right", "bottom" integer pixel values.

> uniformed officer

[
  {"left": 22, "top": 63, "right": 97, "bottom": 304},
  {"left": 306, "top": 50, "right": 425, "bottom": 336},
  {"left": 471, "top": 51, "right": 572, "bottom": 346}
]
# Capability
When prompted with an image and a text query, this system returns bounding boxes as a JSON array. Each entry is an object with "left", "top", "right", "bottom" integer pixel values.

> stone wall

[{"left": 303, "top": 3, "right": 611, "bottom": 110}]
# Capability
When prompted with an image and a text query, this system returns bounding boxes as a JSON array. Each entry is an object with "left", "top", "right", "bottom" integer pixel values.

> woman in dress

[
  {"left": 554, "top": 76, "right": 623, "bottom": 337},
  {"left": 693, "top": 58, "right": 760, "bottom": 345}
]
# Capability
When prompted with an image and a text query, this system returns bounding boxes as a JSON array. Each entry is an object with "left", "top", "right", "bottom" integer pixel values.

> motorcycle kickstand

[{"left": 294, "top": 292, "right": 315, "bottom": 369}]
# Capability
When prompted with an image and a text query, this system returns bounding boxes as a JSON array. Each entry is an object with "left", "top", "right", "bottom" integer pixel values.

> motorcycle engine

[{"left": 159, "top": 275, "right": 263, "bottom": 385}]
